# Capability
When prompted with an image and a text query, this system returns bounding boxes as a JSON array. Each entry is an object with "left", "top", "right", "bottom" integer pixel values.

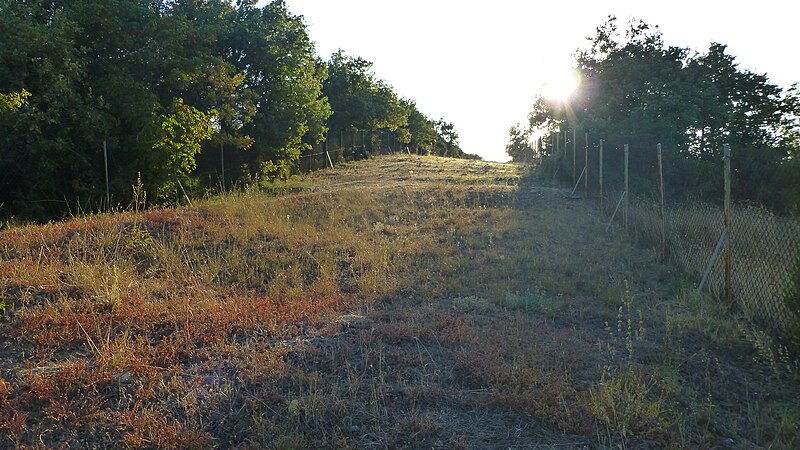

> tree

[
  {"left": 506, "top": 124, "right": 533, "bottom": 163},
  {"left": 433, "top": 119, "right": 462, "bottom": 157},
  {"left": 401, "top": 99, "right": 435, "bottom": 153},
  {"left": 0, "top": 0, "right": 93, "bottom": 217},
  {"left": 324, "top": 50, "right": 407, "bottom": 133},
  {"left": 148, "top": 98, "right": 218, "bottom": 198},
  {"left": 0, "top": 0, "right": 332, "bottom": 218},
  {"left": 0, "top": 89, "right": 30, "bottom": 112},
  {"left": 0, "top": 0, "right": 473, "bottom": 220},
  {"left": 523, "top": 16, "right": 799, "bottom": 209},
  {"left": 230, "top": 0, "right": 330, "bottom": 180}
]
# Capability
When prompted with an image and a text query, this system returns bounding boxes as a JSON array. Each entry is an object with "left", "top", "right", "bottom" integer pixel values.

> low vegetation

[{"left": 1, "top": 155, "right": 798, "bottom": 448}]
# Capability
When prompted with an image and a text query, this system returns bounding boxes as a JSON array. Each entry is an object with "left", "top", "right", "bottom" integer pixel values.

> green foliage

[
  {"left": 149, "top": 98, "right": 217, "bottom": 200},
  {"left": 0, "top": 0, "right": 471, "bottom": 221},
  {"left": 323, "top": 52, "right": 473, "bottom": 159},
  {"left": 452, "top": 296, "right": 493, "bottom": 313},
  {"left": 590, "top": 368, "right": 669, "bottom": 442},
  {"left": 0, "top": 89, "right": 29, "bottom": 112},
  {"left": 324, "top": 51, "right": 407, "bottom": 133},
  {"left": 591, "top": 283, "right": 669, "bottom": 443},
  {"left": 505, "top": 124, "right": 533, "bottom": 162},
  {"left": 432, "top": 119, "right": 469, "bottom": 158},
  {"left": 131, "top": 173, "right": 147, "bottom": 214},
  {"left": 739, "top": 322, "right": 800, "bottom": 379},
  {"left": 526, "top": 17, "right": 800, "bottom": 210},
  {"left": 231, "top": 0, "right": 330, "bottom": 179},
  {"left": 0, "top": 0, "right": 327, "bottom": 219},
  {"left": 402, "top": 99, "right": 436, "bottom": 151},
  {"left": 502, "top": 290, "right": 565, "bottom": 318}
]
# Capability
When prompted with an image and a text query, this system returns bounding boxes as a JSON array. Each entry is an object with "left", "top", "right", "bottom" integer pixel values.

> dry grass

[
  {"left": 0, "top": 154, "right": 798, "bottom": 448},
  {"left": 620, "top": 197, "right": 800, "bottom": 342}
]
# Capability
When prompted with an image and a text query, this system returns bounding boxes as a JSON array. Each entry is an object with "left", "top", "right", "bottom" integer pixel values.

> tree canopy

[
  {"left": 0, "top": 0, "right": 469, "bottom": 221},
  {"left": 505, "top": 124, "right": 533, "bottom": 163},
  {"left": 514, "top": 17, "right": 800, "bottom": 211},
  {"left": 322, "top": 51, "right": 475, "bottom": 159}
]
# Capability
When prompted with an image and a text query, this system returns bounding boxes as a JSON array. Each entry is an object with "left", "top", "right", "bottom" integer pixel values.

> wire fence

[
  {"left": 541, "top": 131, "right": 800, "bottom": 347},
  {"left": 298, "top": 129, "right": 409, "bottom": 172}
]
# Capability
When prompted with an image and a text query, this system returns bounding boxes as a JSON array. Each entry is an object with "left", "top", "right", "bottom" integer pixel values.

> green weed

[
  {"left": 739, "top": 323, "right": 800, "bottom": 379},
  {"left": 502, "top": 289, "right": 565, "bottom": 318},
  {"left": 451, "top": 296, "right": 492, "bottom": 313},
  {"left": 591, "top": 282, "right": 670, "bottom": 443}
]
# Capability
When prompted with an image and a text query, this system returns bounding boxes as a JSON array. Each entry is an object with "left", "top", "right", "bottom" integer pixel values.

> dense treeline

[
  {"left": 322, "top": 50, "right": 472, "bottom": 160},
  {"left": 509, "top": 17, "right": 800, "bottom": 213},
  {"left": 0, "top": 0, "right": 470, "bottom": 221}
]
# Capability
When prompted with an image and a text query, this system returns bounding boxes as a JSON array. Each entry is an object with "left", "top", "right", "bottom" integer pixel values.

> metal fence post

[{"left": 724, "top": 143, "right": 732, "bottom": 306}]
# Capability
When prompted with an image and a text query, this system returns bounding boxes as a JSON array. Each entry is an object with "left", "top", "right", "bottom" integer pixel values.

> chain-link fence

[{"left": 545, "top": 131, "right": 800, "bottom": 347}]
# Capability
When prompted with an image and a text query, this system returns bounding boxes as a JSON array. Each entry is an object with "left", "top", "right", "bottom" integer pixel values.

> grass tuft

[{"left": 0, "top": 155, "right": 797, "bottom": 448}]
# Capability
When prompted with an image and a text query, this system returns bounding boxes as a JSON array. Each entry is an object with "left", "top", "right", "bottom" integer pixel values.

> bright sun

[{"left": 541, "top": 71, "right": 580, "bottom": 102}]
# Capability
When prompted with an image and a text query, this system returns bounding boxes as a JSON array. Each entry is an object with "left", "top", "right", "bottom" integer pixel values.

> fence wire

[
  {"left": 298, "top": 129, "right": 407, "bottom": 172},
  {"left": 549, "top": 134, "right": 800, "bottom": 347}
]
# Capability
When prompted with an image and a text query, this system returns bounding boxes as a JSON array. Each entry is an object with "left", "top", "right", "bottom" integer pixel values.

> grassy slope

[{"left": 0, "top": 154, "right": 798, "bottom": 449}]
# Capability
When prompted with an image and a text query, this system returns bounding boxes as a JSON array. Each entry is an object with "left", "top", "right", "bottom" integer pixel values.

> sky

[{"left": 278, "top": 0, "right": 799, "bottom": 162}]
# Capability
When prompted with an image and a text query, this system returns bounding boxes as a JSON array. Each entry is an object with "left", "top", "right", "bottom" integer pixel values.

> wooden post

[
  {"left": 624, "top": 144, "right": 629, "bottom": 233},
  {"left": 176, "top": 177, "right": 192, "bottom": 207},
  {"left": 538, "top": 136, "right": 542, "bottom": 159},
  {"left": 699, "top": 230, "right": 728, "bottom": 293},
  {"left": 658, "top": 143, "right": 666, "bottom": 261},
  {"left": 723, "top": 144, "right": 732, "bottom": 306},
  {"left": 570, "top": 166, "right": 586, "bottom": 198},
  {"left": 220, "top": 142, "right": 225, "bottom": 191},
  {"left": 103, "top": 139, "right": 110, "bottom": 209},
  {"left": 324, "top": 141, "right": 334, "bottom": 169},
  {"left": 556, "top": 131, "right": 560, "bottom": 155},
  {"left": 540, "top": 136, "right": 544, "bottom": 159},
  {"left": 605, "top": 191, "right": 627, "bottom": 233},
  {"left": 599, "top": 139, "right": 604, "bottom": 205},
  {"left": 572, "top": 129, "right": 576, "bottom": 186},
  {"left": 584, "top": 132, "right": 589, "bottom": 198},
  {"left": 553, "top": 133, "right": 558, "bottom": 178}
]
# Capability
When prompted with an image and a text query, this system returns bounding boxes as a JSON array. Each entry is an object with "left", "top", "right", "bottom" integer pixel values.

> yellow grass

[{"left": 0, "top": 154, "right": 798, "bottom": 448}]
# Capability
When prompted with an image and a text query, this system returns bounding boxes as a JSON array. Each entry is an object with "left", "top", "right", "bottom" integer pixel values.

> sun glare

[{"left": 541, "top": 71, "right": 580, "bottom": 102}]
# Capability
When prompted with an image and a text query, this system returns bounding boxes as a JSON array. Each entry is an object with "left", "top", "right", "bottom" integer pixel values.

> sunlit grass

[{"left": 0, "top": 154, "right": 797, "bottom": 448}]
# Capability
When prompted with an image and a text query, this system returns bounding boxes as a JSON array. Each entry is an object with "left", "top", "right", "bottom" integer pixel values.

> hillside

[{"left": 1, "top": 155, "right": 798, "bottom": 448}]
